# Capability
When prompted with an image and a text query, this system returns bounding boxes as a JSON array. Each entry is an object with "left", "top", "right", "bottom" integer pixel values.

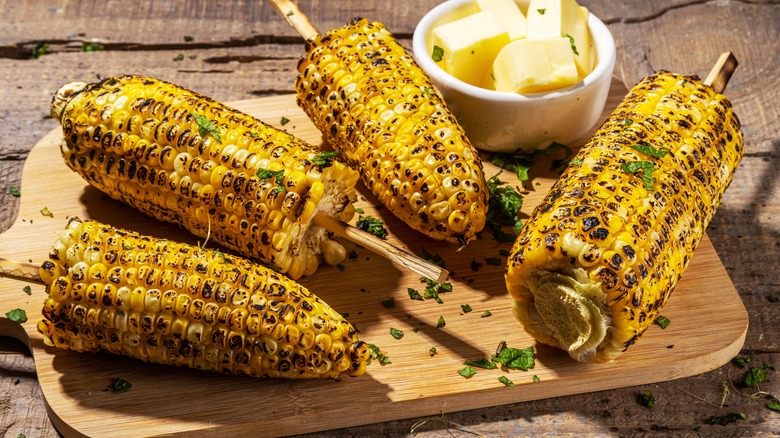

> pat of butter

[
  {"left": 475, "top": 0, "right": 527, "bottom": 40},
  {"left": 431, "top": 11, "right": 510, "bottom": 87},
  {"left": 490, "top": 37, "right": 579, "bottom": 93},
  {"left": 526, "top": 0, "right": 593, "bottom": 78}
]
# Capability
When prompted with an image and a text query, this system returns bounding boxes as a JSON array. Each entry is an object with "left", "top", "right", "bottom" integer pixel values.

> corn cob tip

[{"left": 51, "top": 81, "right": 89, "bottom": 121}]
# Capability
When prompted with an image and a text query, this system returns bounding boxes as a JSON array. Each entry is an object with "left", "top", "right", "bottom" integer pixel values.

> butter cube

[
  {"left": 490, "top": 37, "right": 579, "bottom": 93},
  {"left": 431, "top": 11, "right": 510, "bottom": 87},
  {"left": 476, "top": 0, "right": 527, "bottom": 41},
  {"left": 526, "top": 0, "right": 592, "bottom": 78}
]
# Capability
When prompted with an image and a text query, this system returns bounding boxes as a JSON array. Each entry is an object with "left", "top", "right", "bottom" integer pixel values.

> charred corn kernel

[
  {"left": 51, "top": 75, "right": 360, "bottom": 279},
  {"left": 295, "top": 18, "right": 488, "bottom": 246},
  {"left": 38, "top": 218, "right": 370, "bottom": 379},
  {"left": 505, "top": 71, "right": 743, "bottom": 363}
]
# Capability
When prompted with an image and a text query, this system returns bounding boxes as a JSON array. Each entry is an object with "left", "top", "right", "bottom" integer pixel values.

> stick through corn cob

[
  {"left": 38, "top": 218, "right": 370, "bottom": 379},
  {"left": 294, "top": 18, "right": 489, "bottom": 246},
  {"left": 505, "top": 71, "right": 743, "bottom": 363},
  {"left": 51, "top": 75, "right": 360, "bottom": 280}
]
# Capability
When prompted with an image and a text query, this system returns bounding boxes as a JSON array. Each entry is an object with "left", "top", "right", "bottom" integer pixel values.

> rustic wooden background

[{"left": 1, "top": 0, "right": 778, "bottom": 436}]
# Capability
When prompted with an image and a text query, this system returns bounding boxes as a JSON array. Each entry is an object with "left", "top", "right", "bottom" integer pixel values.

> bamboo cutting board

[{"left": 0, "top": 81, "right": 748, "bottom": 437}]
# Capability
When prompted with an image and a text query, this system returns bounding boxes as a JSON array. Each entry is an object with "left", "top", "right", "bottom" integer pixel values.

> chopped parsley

[
  {"left": 492, "top": 143, "right": 574, "bottom": 180},
  {"left": 312, "top": 151, "right": 339, "bottom": 171},
  {"left": 82, "top": 42, "right": 104, "bottom": 52},
  {"left": 461, "top": 304, "right": 473, "bottom": 313},
  {"left": 40, "top": 207, "right": 53, "bottom": 217},
  {"left": 532, "top": 375, "right": 540, "bottom": 382},
  {"left": 256, "top": 168, "right": 286, "bottom": 193},
  {"left": 537, "top": 8, "right": 546, "bottom": 14},
  {"left": 432, "top": 45, "right": 444, "bottom": 62},
  {"left": 280, "top": 116, "right": 290, "bottom": 126},
  {"left": 389, "top": 327, "right": 404, "bottom": 340},
  {"left": 184, "top": 35, "right": 194, "bottom": 42},
  {"left": 191, "top": 113, "right": 222, "bottom": 144},
  {"left": 485, "top": 172, "right": 524, "bottom": 241},
  {"left": 481, "top": 310, "right": 492, "bottom": 318},
  {"left": 420, "top": 247, "right": 446, "bottom": 267},
  {"left": 430, "top": 347, "right": 438, "bottom": 356},
  {"left": 637, "top": 390, "right": 655, "bottom": 408},
  {"left": 407, "top": 287, "right": 423, "bottom": 300},
  {"left": 768, "top": 403, "right": 780, "bottom": 413},
  {"left": 654, "top": 315, "right": 671, "bottom": 329},
  {"left": 368, "top": 344, "right": 392, "bottom": 365},
  {"left": 356, "top": 215, "right": 388, "bottom": 239},
  {"left": 436, "top": 315, "right": 446, "bottom": 328},
  {"left": 31, "top": 42, "right": 49, "bottom": 58},
  {"left": 422, "top": 86, "right": 432, "bottom": 99},
  {"left": 23, "top": 286, "right": 32, "bottom": 295},
  {"left": 499, "top": 376, "right": 516, "bottom": 387},
  {"left": 630, "top": 142, "right": 671, "bottom": 158},
  {"left": 420, "top": 277, "right": 453, "bottom": 304},
  {"left": 9, "top": 186, "right": 20, "bottom": 197},
  {"left": 348, "top": 249, "right": 358, "bottom": 259},
  {"left": 705, "top": 412, "right": 746, "bottom": 426},
  {"left": 381, "top": 298, "right": 396, "bottom": 309},
  {"left": 732, "top": 355, "right": 754, "bottom": 367},
  {"left": 621, "top": 118, "right": 633, "bottom": 129},
  {"left": 172, "top": 53, "right": 184, "bottom": 61},
  {"left": 337, "top": 263, "right": 345, "bottom": 271},
  {"left": 5, "top": 308, "right": 27, "bottom": 322},
  {"left": 107, "top": 377, "right": 132, "bottom": 393},
  {"left": 571, "top": 157, "right": 583, "bottom": 166},
  {"left": 621, "top": 161, "right": 656, "bottom": 191},
  {"left": 744, "top": 365, "right": 770, "bottom": 388},
  {"left": 565, "top": 34, "right": 579, "bottom": 56},
  {"left": 464, "top": 358, "right": 497, "bottom": 369},
  {"left": 286, "top": 10, "right": 294, "bottom": 17},
  {"left": 458, "top": 366, "right": 477, "bottom": 378},
  {"left": 492, "top": 344, "right": 535, "bottom": 370}
]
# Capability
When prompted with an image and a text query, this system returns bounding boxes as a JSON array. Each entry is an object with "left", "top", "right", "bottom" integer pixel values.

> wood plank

[{"left": 0, "top": 90, "right": 748, "bottom": 437}]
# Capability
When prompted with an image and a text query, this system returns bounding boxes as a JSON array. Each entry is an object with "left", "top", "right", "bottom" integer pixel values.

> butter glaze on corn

[
  {"left": 505, "top": 71, "right": 743, "bottom": 363},
  {"left": 295, "top": 18, "right": 488, "bottom": 245},
  {"left": 38, "top": 218, "right": 369, "bottom": 379},
  {"left": 52, "top": 75, "right": 360, "bottom": 279}
]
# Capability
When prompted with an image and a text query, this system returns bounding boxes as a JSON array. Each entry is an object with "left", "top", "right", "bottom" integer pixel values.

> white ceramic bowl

[{"left": 412, "top": 0, "right": 616, "bottom": 153}]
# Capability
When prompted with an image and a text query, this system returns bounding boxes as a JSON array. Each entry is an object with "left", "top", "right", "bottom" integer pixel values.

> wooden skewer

[
  {"left": 270, "top": 0, "right": 319, "bottom": 40},
  {"left": 703, "top": 51, "right": 738, "bottom": 93},
  {"left": 0, "top": 258, "right": 41, "bottom": 282}
]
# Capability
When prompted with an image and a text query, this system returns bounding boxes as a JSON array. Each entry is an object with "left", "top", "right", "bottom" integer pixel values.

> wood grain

[{"left": 0, "top": 91, "right": 747, "bottom": 437}]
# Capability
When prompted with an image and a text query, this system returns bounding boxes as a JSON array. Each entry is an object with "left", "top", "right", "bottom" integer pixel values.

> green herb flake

[
  {"left": 23, "top": 285, "right": 32, "bottom": 296},
  {"left": 768, "top": 402, "right": 780, "bottom": 413},
  {"left": 471, "top": 259, "right": 483, "bottom": 271},
  {"left": 9, "top": 186, "right": 20, "bottom": 197},
  {"left": 461, "top": 304, "right": 473, "bottom": 313},
  {"left": 355, "top": 207, "right": 364, "bottom": 214},
  {"left": 312, "top": 151, "right": 339, "bottom": 171},
  {"left": 631, "top": 142, "right": 671, "bottom": 158},
  {"left": 191, "top": 113, "right": 222, "bottom": 144},
  {"left": 107, "top": 377, "right": 132, "bottom": 393},
  {"left": 767, "top": 294, "right": 778, "bottom": 303},
  {"left": 499, "top": 376, "right": 516, "bottom": 387},
  {"left": 173, "top": 53, "right": 184, "bottom": 61},
  {"left": 481, "top": 310, "right": 492, "bottom": 318},
  {"left": 621, "top": 161, "right": 656, "bottom": 191},
  {"left": 31, "top": 42, "right": 49, "bottom": 59},
  {"left": 492, "top": 345, "right": 535, "bottom": 370},
  {"left": 537, "top": 8, "right": 546, "bottom": 14},
  {"left": 429, "top": 347, "right": 438, "bottom": 356},
  {"left": 412, "top": 327, "right": 420, "bottom": 333},
  {"left": 82, "top": 42, "right": 104, "bottom": 52},
  {"left": 337, "top": 263, "right": 345, "bottom": 272},
  {"left": 348, "top": 249, "right": 358, "bottom": 259},
  {"left": 436, "top": 315, "right": 446, "bottom": 328},
  {"left": 422, "top": 86, "right": 432, "bottom": 99},
  {"left": 621, "top": 118, "right": 633, "bottom": 128},
  {"left": 368, "top": 343, "right": 392, "bottom": 365},
  {"left": 432, "top": 45, "right": 444, "bottom": 62},
  {"left": 458, "top": 366, "right": 477, "bottom": 378},
  {"left": 355, "top": 215, "right": 388, "bottom": 239},
  {"left": 705, "top": 412, "right": 746, "bottom": 426},
  {"left": 420, "top": 277, "right": 452, "bottom": 304},
  {"left": 189, "top": 54, "right": 197, "bottom": 60},
  {"left": 732, "top": 355, "right": 753, "bottom": 367},
  {"left": 464, "top": 358, "right": 497, "bottom": 369},
  {"left": 407, "top": 287, "right": 423, "bottom": 300},
  {"left": 280, "top": 116, "right": 290, "bottom": 126},
  {"left": 256, "top": 168, "right": 286, "bottom": 193},
  {"left": 184, "top": 35, "right": 194, "bottom": 42},
  {"left": 286, "top": 10, "right": 294, "bottom": 17},
  {"left": 532, "top": 375, "right": 540, "bottom": 382},
  {"left": 389, "top": 327, "right": 404, "bottom": 340},
  {"left": 654, "top": 315, "right": 671, "bottom": 329},
  {"left": 637, "top": 390, "right": 655, "bottom": 408},
  {"left": 381, "top": 298, "right": 396, "bottom": 309},
  {"left": 5, "top": 308, "right": 27, "bottom": 323},
  {"left": 564, "top": 34, "right": 579, "bottom": 56},
  {"left": 571, "top": 157, "right": 583, "bottom": 166},
  {"left": 40, "top": 206, "right": 54, "bottom": 217},
  {"left": 744, "top": 367, "right": 769, "bottom": 389},
  {"left": 485, "top": 172, "right": 524, "bottom": 240}
]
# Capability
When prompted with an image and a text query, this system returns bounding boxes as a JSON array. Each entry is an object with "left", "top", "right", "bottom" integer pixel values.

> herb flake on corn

[
  {"left": 295, "top": 18, "right": 488, "bottom": 246},
  {"left": 38, "top": 218, "right": 369, "bottom": 379},
  {"left": 505, "top": 71, "right": 743, "bottom": 363},
  {"left": 51, "top": 75, "right": 360, "bottom": 279}
]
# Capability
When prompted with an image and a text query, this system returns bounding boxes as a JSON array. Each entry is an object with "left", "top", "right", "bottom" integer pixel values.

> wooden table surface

[{"left": 0, "top": 1, "right": 777, "bottom": 436}]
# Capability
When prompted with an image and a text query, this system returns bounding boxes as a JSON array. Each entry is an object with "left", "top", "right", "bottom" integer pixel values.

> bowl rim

[{"left": 412, "top": 0, "right": 617, "bottom": 103}]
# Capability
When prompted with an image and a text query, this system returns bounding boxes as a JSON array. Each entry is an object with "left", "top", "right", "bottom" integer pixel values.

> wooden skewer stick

[
  {"left": 269, "top": 0, "right": 449, "bottom": 282},
  {"left": 0, "top": 258, "right": 41, "bottom": 282},
  {"left": 703, "top": 51, "right": 738, "bottom": 93}
]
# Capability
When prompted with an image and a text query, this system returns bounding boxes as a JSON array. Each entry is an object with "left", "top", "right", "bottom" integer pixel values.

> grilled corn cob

[
  {"left": 505, "top": 71, "right": 743, "bottom": 363},
  {"left": 295, "top": 18, "right": 488, "bottom": 246},
  {"left": 51, "top": 75, "right": 360, "bottom": 280},
  {"left": 38, "top": 218, "right": 370, "bottom": 379}
]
